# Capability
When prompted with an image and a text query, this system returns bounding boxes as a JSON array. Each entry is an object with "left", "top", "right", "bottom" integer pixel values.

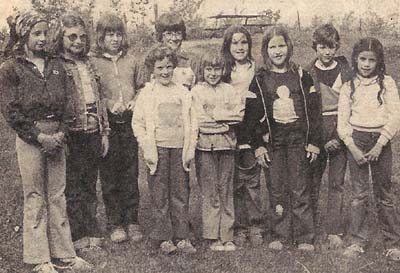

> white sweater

[{"left": 337, "top": 74, "right": 400, "bottom": 146}]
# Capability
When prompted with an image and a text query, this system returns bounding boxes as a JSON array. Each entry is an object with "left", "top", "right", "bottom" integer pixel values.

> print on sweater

[{"left": 273, "top": 85, "right": 299, "bottom": 124}]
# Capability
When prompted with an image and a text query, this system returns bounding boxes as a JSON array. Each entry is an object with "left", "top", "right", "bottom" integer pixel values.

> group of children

[
  {"left": 2, "top": 9, "right": 400, "bottom": 273},
  {"left": 133, "top": 15, "right": 400, "bottom": 261}
]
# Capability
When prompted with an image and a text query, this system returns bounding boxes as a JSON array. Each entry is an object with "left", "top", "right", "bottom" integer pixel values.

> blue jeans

[
  {"left": 347, "top": 130, "right": 400, "bottom": 248},
  {"left": 267, "top": 122, "right": 314, "bottom": 244},
  {"left": 147, "top": 147, "right": 190, "bottom": 241},
  {"left": 309, "top": 115, "right": 347, "bottom": 234},
  {"left": 234, "top": 149, "right": 264, "bottom": 229}
]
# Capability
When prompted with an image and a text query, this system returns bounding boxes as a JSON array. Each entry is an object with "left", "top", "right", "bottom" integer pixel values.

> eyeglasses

[
  {"left": 65, "top": 33, "right": 88, "bottom": 42},
  {"left": 162, "top": 31, "right": 183, "bottom": 39}
]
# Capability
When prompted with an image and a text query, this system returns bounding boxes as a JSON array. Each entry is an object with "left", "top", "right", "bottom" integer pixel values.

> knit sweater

[
  {"left": 132, "top": 80, "right": 198, "bottom": 174},
  {"left": 337, "top": 74, "right": 400, "bottom": 146},
  {"left": 191, "top": 81, "right": 243, "bottom": 151}
]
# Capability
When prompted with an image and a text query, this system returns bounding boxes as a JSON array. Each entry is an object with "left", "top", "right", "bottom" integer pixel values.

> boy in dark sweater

[{"left": 306, "top": 24, "right": 352, "bottom": 248}]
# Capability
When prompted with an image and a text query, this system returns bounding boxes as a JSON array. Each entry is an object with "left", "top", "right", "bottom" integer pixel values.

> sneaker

[
  {"left": 385, "top": 248, "right": 400, "bottom": 262},
  {"left": 89, "top": 237, "right": 104, "bottom": 248},
  {"left": 32, "top": 262, "right": 58, "bottom": 273},
  {"left": 56, "top": 256, "right": 93, "bottom": 271},
  {"left": 297, "top": 243, "right": 315, "bottom": 252},
  {"left": 176, "top": 239, "right": 197, "bottom": 253},
  {"left": 235, "top": 230, "right": 247, "bottom": 247},
  {"left": 111, "top": 227, "right": 127, "bottom": 243},
  {"left": 73, "top": 237, "right": 90, "bottom": 250},
  {"left": 327, "top": 234, "right": 344, "bottom": 249},
  {"left": 127, "top": 224, "right": 144, "bottom": 242},
  {"left": 209, "top": 240, "right": 225, "bottom": 251},
  {"left": 224, "top": 241, "right": 237, "bottom": 251},
  {"left": 268, "top": 240, "right": 283, "bottom": 250},
  {"left": 160, "top": 240, "right": 177, "bottom": 254},
  {"left": 343, "top": 244, "right": 365, "bottom": 258},
  {"left": 249, "top": 227, "right": 263, "bottom": 246}
]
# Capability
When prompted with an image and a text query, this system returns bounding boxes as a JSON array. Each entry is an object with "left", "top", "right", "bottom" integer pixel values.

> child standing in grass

[
  {"left": 221, "top": 24, "right": 264, "bottom": 246},
  {"left": 91, "top": 13, "right": 144, "bottom": 244},
  {"left": 0, "top": 11, "right": 91, "bottom": 273},
  {"left": 241, "top": 26, "right": 322, "bottom": 251},
  {"left": 306, "top": 24, "right": 352, "bottom": 247},
  {"left": 52, "top": 14, "right": 110, "bottom": 251},
  {"left": 132, "top": 45, "right": 198, "bottom": 254},
  {"left": 192, "top": 50, "right": 243, "bottom": 251},
  {"left": 338, "top": 37, "right": 400, "bottom": 261}
]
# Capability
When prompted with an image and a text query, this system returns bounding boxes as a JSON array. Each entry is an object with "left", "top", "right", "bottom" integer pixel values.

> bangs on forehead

[
  {"left": 104, "top": 21, "right": 124, "bottom": 33},
  {"left": 164, "top": 24, "right": 184, "bottom": 33},
  {"left": 202, "top": 54, "right": 224, "bottom": 68}
]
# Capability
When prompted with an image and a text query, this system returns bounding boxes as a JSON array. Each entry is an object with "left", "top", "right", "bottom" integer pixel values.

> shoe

[
  {"left": 56, "top": 256, "right": 93, "bottom": 271},
  {"left": 235, "top": 230, "right": 247, "bottom": 247},
  {"left": 73, "top": 237, "right": 90, "bottom": 250},
  {"left": 32, "top": 262, "right": 58, "bottom": 273},
  {"left": 249, "top": 227, "right": 263, "bottom": 246},
  {"left": 89, "top": 237, "right": 104, "bottom": 248},
  {"left": 327, "top": 234, "right": 344, "bottom": 249},
  {"left": 298, "top": 243, "right": 315, "bottom": 252},
  {"left": 385, "top": 248, "right": 400, "bottom": 261},
  {"left": 224, "top": 241, "right": 237, "bottom": 251},
  {"left": 160, "top": 240, "right": 177, "bottom": 254},
  {"left": 111, "top": 227, "right": 127, "bottom": 243},
  {"left": 268, "top": 240, "right": 283, "bottom": 250},
  {"left": 209, "top": 240, "right": 225, "bottom": 251},
  {"left": 176, "top": 239, "right": 197, "bottom": 253},
  {"left": 127, "top": 224, "right": 144, "bottom": 242},
  {"left": 343, "top": 244, "right": 364, "bottom": 258}
]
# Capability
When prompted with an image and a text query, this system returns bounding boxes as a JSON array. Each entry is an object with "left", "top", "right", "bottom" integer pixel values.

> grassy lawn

[{"left": 2, "top": 30, "right": 400, "bottom": 273}]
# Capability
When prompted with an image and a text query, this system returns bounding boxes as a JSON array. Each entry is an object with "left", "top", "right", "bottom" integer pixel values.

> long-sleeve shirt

[
  {"left": 0, "top": 56, "right": 74, "bottom": 146},
  {"left": 60, "top": 55, "right": 109, "bottom": 135},
  {"left": 191, "top": 81, "right": 243, "bottom": 151},
  {"left": 90, "top": 52, "right": 144, "bottom": 113},
  {"left": 132, "top": 80, "right": 198, "bottom": 174},
  {"left": 337, "top": 74, "right": 400, "bottom": 146}
]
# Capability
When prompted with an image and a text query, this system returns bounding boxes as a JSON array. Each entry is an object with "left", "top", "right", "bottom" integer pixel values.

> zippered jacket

[{"left": 239, "top": 65, "right": 322, "bottom": 152}]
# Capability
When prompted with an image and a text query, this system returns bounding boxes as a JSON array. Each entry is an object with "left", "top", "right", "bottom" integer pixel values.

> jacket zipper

[
  {"left": 297, "top": 67, "right": 310, "bottom": 145},
  {"left": 255, "top": 76, "right": 273, "bottom": 144}
]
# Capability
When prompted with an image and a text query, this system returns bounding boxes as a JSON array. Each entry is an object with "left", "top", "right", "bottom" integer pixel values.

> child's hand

[
  {"left": 364, "top": 143, "right": 383, "bottom": 162},
  {"left": 324, "top": 139, "right": 341, "bottom": 153},
  {"left": 52, "top": 132, "right": 65, "bottom": 145},
  {"left": 306, "top": 151, "right": 318, "bottom": 163},
  {"left": 38, "top": 133, "right": 63, "bottom": 155},
  {"left": 111, "top": 101, "right": 126, "bottom": 114},
  {"left": 348, "top": 144, "right": 367, "bottom": 165},
  {"left": 101, "top": 135, "right": 109, "bottom": 157},
  {"left": 127, "top": 100, "right": 135, "bottom": 111},
  {"left": 255, "top": 146, "right": 270, "bottom": 168},
  {"left": 183, "top": 160, "right": 191, "bottom": 172},
  {"left": 305, "top": 144, "right": 319, "bottom": 163}
]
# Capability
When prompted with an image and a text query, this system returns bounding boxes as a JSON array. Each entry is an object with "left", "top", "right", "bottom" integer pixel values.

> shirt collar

[
  {"left": 103, "top": 51, "right": 123, "bottom": 61},
  {"left": 355, "top": 74, "right": 379, "bottom": 86}
]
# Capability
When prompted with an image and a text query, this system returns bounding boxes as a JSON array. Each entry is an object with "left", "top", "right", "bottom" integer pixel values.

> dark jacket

[
  {"left": 239, "top": 65, "right": 322, "bottom": 150},
  {"left": 59, "top": 55, "right": 110, "bottom": 136},
  {"left": 0, "top": 56, "right": 74, "bottom": 146},
  {"left": 305, "top": 56, "right": 352, "bottom": 145}
]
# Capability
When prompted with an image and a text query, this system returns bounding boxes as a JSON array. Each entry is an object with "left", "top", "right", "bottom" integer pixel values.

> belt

[{"left": 86, "top": 103, "right": 97, "bottom": 114}]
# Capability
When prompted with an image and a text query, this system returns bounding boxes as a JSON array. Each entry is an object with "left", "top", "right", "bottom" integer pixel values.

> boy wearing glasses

[
  {"left": 152, "top": 12, "right": 196, "bottom": 90},
  {"left": 53, "top": 14, "right": 110, "bottom": 251}
]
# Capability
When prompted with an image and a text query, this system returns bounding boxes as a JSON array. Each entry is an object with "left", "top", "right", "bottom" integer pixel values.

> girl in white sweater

[{"left": 338, "top": 37, "right": 400, "bottom": 261}]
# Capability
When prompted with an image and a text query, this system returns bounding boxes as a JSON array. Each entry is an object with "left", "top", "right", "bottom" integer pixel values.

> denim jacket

[{"left": 60, "top": 55, "right": 110, "bottom": 136}]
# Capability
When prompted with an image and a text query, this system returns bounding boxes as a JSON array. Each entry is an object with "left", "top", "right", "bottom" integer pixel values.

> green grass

[{"left": 2, "top": 31, "right": 400, "bottom": 273}]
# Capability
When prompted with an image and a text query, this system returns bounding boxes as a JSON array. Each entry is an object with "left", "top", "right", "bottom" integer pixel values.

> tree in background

[{"left": 169, "top": 0, "right": 206, "bottom": 39}]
